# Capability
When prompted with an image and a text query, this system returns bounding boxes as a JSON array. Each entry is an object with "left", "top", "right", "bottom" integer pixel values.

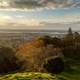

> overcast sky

[{"left": 0, "top": 0, "right": 80, "bottom": 30}]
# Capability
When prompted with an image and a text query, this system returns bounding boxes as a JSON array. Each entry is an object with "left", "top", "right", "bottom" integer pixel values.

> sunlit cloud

[
  {"left": 0, "top": 6, "right": 79, "bottom": 30},
  {"left": 0, "top": 13, "right": 80, "bottom": 27},
  {"left": 0, "top": 15, "right": 44, "bottom": 28}
]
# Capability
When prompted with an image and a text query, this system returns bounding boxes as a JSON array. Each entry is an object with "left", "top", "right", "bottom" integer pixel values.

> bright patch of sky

[{"left": 0, "top": 0, "right": 80, "bottom": 30}]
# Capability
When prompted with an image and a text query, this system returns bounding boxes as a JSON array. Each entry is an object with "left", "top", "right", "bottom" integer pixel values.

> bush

[
  {"left": 63, "top": 45, "right": 80, "bottom": 60},
  {"left": 43, "top": 56, "right": 64, "bottom": 74},
  {"left": 0, "top": 47, "right": 19, "bottom": 73},
  {"left": 16, "top": 37, "right": 63, "bottom": 72},
  {"left": 52, "top": 37, "right": 63, "bottom": 47},
  {"left": 35, "top": 36, "right": 52, "bottom": 46}
]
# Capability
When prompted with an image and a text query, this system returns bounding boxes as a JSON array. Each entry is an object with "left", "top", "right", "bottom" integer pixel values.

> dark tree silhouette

[
  {"left": 63, "top": 28, "right": 74, "bottom": 47},
  {"left": 36, "top": 35, "right": 52, "bottom": 46},
  {"left": 16, "top": 36, "right": 63, "bottom": 72},
  {"left": 0, "top": 47, "right": 19, "bottom": 73},
  {"left": 52, "top": 37, "right": 63, "bottom": 47},
  {"left": 63, "top": 45, "right": 80, "bottom": 60},
  {"left": 43, "top": 56, "right": 64, "bottom": 74}
]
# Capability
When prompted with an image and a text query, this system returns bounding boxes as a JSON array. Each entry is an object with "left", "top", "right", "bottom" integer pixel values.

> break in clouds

[{"left": 0, "top": 0, "right": 80, "bottom": 9}]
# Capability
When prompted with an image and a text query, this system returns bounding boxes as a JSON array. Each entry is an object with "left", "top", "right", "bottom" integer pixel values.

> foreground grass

[
  {"left": 0, "top": 72, "right": 57, "bottom": 80},
  {"left": 0, "top": 70, "right": 80, "bottom": 80},
  {"left": 0, "top": 69, "right": 80, "bottom": 80},
  {"left": 58, "top": 59, "right": 80, "bottom": 80},
  {"left": 0, "top": 59, "right": 80, "bottom": 80}
]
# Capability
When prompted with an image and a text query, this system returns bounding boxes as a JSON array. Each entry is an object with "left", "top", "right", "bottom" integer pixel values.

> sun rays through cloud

[{"left": 0, "top": 0, "right": 79, "bottom": 30}]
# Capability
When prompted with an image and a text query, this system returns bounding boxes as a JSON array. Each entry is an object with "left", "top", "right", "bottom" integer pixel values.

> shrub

[
  {"left": 63, "top": 45, "right": 80, "bottom": 60},
  {"left": 0, "top": 46, "right": 19, "bottom": 73},
  {"left": 52, "top": 37, "right": 63, "bottom": 47},
  {"left": 43, "top": 56, "right": 64, "bottom": 74},
  {"left": 16, "top": 37, "right": 63, "bottom": 72}
]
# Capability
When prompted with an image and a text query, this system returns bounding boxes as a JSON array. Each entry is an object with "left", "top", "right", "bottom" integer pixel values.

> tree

[
  {"left": 63, "top": 45, "right": 80, "bottom": 60},
  {"left": 36, "top": 36, "right": 63, "bottom": 47},
  {"left": 16, "top": 37, "right": 63, "bottom": 72},
  {"left": 43, "top": 56, "right": 64, "bottom": 74},
  {"left": 74, "top": 32, "right": 80, "bottom": 44},
  {"left": 68, "top": 27, "right": 73, "bottom": 35},
  {"left": 0, "top": 46, "right": 19, "bottom": 73},
  {"left": 35, "top": 35, "right": 52, "bottom": 46},
  {"left": 63, "top": 28, "right": 74, "bottom": 47},
  {"left": 52, "top": 37, "right": 63, "bottom": 47}
]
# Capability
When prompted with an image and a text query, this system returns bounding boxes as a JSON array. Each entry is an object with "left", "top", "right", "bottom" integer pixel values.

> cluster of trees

[
  {"left": 16, "top": 37, "right": 63, "bottom": 72},
  {"left": 43, "top": 56, "right": 64, "bottom": 74},
  {"left": 63, "top": 28, "right": 80, "bottom": 60},
  {"left": 0, "top": 28, "right": 80, "bottom": 74},
  {"left": 0, "top": 47, "right": 20, "bottom": 74},
  {"left": 63, "top": 28, "right": 80, "bottom": 47}
]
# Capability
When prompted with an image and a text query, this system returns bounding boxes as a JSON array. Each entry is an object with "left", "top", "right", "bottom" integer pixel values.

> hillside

[
  {"left": 0, "top": 58, "right": 80, "bottom": 80},
  {"left": 0, "top": 72, "right": 56, "bottom": 80}
]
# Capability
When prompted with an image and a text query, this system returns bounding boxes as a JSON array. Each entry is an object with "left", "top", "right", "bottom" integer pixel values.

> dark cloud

[
  {"left": 11, "top": 0, "right": 41, "bottom": 8},
  {"left": 39, "top": 0, "right": 80, "bottom": 8},
  {"left": 0, "top": 0, "right": 80, "bottom": 9}
]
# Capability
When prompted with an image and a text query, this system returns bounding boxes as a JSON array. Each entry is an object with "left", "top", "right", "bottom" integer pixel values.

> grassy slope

[
  {"left": 0, "top": 68, "right": 80, "bottom": 80},
  {"left": 58, "top": 59, "right": 80, "bottom": 80},
  {"left": 0, "top": 72, "right": 57, "bottom": 80},
  {"left": 0, "top": 59, "right": 80, "bottom": 80}
]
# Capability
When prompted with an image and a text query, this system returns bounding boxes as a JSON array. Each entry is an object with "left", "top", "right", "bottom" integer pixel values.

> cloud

[
  {"left": 0, "top": 13, "right": 80, "bottom": 26},
  {"left": 0, "top": 13, "right": 80, "bottom": 29},
  {"left": 0, "top": 0, "right": 80, "bottom": 9},
  {"left": 0, "top": 15, "right": 44, "bottom": 28}
]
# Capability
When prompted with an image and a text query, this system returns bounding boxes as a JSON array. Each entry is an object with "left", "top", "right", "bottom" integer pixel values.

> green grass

[
  {"left": 0, "top": 72, "right": 57, "bottom": 80},
  {"left": 58, "top": 59, "right": 80, "bottom": 80},
  {"left": 0, "top": 68, "right": 80, "bottom": 80},
  {"left": 0, "top": 59, "right": 80, "bottom": 80}
]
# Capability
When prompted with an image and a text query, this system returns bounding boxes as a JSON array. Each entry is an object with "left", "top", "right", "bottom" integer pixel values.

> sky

[{"left": 0, "top": 0, "right": 80, "bottom": 30}]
